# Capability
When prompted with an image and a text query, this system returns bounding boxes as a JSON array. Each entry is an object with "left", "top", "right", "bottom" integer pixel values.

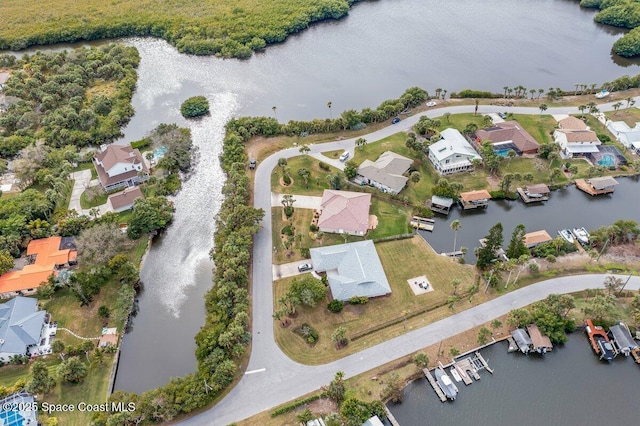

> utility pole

[
  {"left": 618, "top": 272, "right": 634, "bottom": 297},
  {"left": 596, "top": 238, "right": 609, "bottom": 262}
]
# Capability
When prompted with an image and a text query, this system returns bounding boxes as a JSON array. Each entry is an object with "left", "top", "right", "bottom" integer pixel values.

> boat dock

[
  {"left": 423, "top": 368, "right": 447, "bottom": 402},
  {"left": 451, "top": 358, "right": 479, "bottom": 384},
  {"left": 631, "top": 347, "right": 640, "bottom": 364},
  {"left": 410, "top": 216, "right": 435, "bottom": 231},
  {"left": 527, "top": 324, "right": 554, "bottom": 353},
  {"left": 475, "top": 352, "right": 494, "bottom": 374},
  {"left": 575, "top": 177, "right": 618, "bottom": 196},
  {"left": 440, "top": 250, "right": 464, "bottom": 258},
  {"left": 506, "top": 336, "right": 519, "bottom": 353},
  {"left": 384, "top": 405, "right": 401, "bottom": 426},
  {"left": 516, "top": 184, "right": 550, "bottom": 203},
  {"left": 459, "top": 190, "right": 491, "bottom": 210}
]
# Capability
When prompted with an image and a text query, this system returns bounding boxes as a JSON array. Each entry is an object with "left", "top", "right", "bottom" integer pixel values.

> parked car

[
  {"left": 391, "top": 117, "right": 401, "bottom": 124},
  {"left": 339, "top": 151, "right": 350, "bottom": 162},
  {"left": 426, "top": 101, "right": 437, "bottom": 107},
  {"left": 298, "top": 263, "right": 313, "bottom": 272},
  {"left": 249, "top": 159, "right": 257, "bottom": 169},
  {"left": 498, "top": 112, "right": 507, "bottom": 119}
]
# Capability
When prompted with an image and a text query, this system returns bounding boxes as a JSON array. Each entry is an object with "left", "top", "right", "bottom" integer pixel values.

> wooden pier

[
  {"left": 475, "top": 352, "right": 494, "bottom": 374},
  {"left": 440, "top": 250, "right": 464, "bottom": 258},
  {"left": 452, "top": 358, "right": 478, "bottom": 384},
  {"left": 575, "top": 177, "right": 618, "bottom": 196},
  {"left": 516, "top": 184, "right": 550, "bottom": 203},
  {"left": 506, "top": 336, "right": 519, "bottom": 353},
  {"left": 631, "top": 347, "right": 640, "bottom": 364},
  {"left": 384, "top": 405, "right": 401, "bottom": 426},
  {"left": 423, "top": 368, "right": 447, "bottom": 402},
  {"left": 410, "top": 216, "right": 435, "bottom": 231},
  {"left": 459, "top": 190, "right": 491, "bottom": 210}
]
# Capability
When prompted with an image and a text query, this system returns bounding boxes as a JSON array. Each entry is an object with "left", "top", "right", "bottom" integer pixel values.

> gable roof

[
  {"left": 95, "top": 145, "right": 146, "bottom": 172},
  {"left": 555, "top": 129, "right": 599, "bottom": 143},
  {"left": 0, "top": 297, "right": 45, "bottom": 355},
  {"left": 429, "top": 128, "right": 481, "bottom": 162},
  {"left": 108, "top": 186, "right": 143, "bottom": 210},
  {"left": 587, "top": 176, "right": 618, "bottom": 190},
  {"left": 431, "top": 195, "right": 454, "bottom": 208},
  {"left": 558, "top": 116, "right": 588, "bottom": 130},
  {"left": 459, "top": 190, "right": 491, "bottom": 202},
  {"left": 525, "top": 183, "right": 550, "bottom": 195},
  {"left": 357, "top": 151, "right": 412, "bottom": 193},
  {"left": 318, "top": 190, "right": 371, "bottom": 234},
  {"left": 310, "top": 240, "right": 391, "bottom": 301},
  {"left": 476, "top": 121, "right": 540, "bottom": 152}
]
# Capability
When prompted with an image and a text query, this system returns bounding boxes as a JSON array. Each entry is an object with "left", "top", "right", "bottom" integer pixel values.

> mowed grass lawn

[
  {"left": 271, "top": 155, "right": 339, "bottom": 197},
  {"left": 510, "top": 114, "right": 556, "bottom": 145},
  {"left": 273, "top": 236, "right": 475, "bottom": 364}
]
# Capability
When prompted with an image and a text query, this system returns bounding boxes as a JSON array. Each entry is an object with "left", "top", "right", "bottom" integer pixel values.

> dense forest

[
  {"left": 0, "top": 0, "right": 361, "bottom": 58},
  {"left": 581, "top": 0, "right": 640, "bottom": 57},
  {"left": 0, "top": 44, "right": 139, "bottom": 157}
]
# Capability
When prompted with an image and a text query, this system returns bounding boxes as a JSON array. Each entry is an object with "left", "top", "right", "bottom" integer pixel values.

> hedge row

[{"left": 270, "top": 393, "right": 326, "bottom": 417}]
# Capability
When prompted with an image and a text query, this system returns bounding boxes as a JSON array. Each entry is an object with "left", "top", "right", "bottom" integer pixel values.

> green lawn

[
  {"left": 321, "top": 149, "right": 345, "bottom": 159},
  {"left": 368, "top": 198, "right": 412, "bottom": 239},
  {"left": 432, "top": 112, "right": 487, "bottom": 134},
  {"left": 80, "top": 189, "right": 108, "bottom": 209},
  {"left": 604, "top": 106, "right": 640, "bottom": 127},
  {"left": 510, "top": 114, "right": 557, "bottom": 145},
  {"left": 271, "top": 155, "right": 338, "bottom": 196},
  {"left": 73, "top": 161, "right": 98, "bottom": 180},
  {"left": 273, "top": 236, "right": 476, "bottom": 364}
]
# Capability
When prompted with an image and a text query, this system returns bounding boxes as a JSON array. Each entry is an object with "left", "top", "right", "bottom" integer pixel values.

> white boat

[
  {"left": 558, "top": 229, "right": 575, "bottom": 244},
  {"left": 449, "top": 366, "right": 462, "bottom": 383},
  {"left": 595, "top": 90, "right": 610, "bottom": 99},
  {"left": 572, "top": 227, "right": 590, "bottom": 245},
  {"left": 434, "top": 368, "right": 458, "bottom": 400}
]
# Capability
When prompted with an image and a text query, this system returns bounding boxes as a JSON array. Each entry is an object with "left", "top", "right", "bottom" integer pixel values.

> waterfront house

[
  {"left": 553, "top": 129, "right": 601, "bottom": 158},
  {"left": 107, "top": 186, "right": 144, "bottom": 213},
  {"left": 0, "top": 392, "right": 38, "bottom": 425},
  {"left": 428, "top": 128, "right": 482, "bottom": 175},
  {"left": 523, "top": 230, "right": 553, "bottom": 248},
  {"left": 357, "top": 151, "right": 412, "bottom": 194},
  {"left": 459, "top": 190, "right": 491, "bottom": 210},
  {"left": 0, "top": 236, "right": 77, "bottom": 298},
  {"left": 0, "top": 297, "right": 47, "bottom": 362},
  {"left": 475, "top": 121, "right": 540, "bottom": 155},
  {"left": 606, "top": 120, "right": 640, "bottom": 149},
  {"left": 93, "top": 144, "right": 149, "bottom": 191},
  {"left": 310, "top": 240, "right": 391, "bottom": 301},
  {"left": 575, "top": 176, "right": 619, "bottom": 196},
  {"left": 317, "top": 190, "right": 372, "bottom": 236},
  {"left": 558, "top": 116, "right": 588, "bottom": 130}
]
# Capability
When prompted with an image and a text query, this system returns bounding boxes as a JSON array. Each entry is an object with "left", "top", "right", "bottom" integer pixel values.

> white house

[
  {"left": 0, "top": 297, "right": 47, "bottom": 363},
  {"left": 93, "top": 144, "right": 149, "bottom": 191},
  {"left": 553, "top": 129, "right": 601, "bottom": 158},
  {"left": 606, "top": 120, "right": 640, "bottom": 149},
  {"left": 357, "top": 151, "right": 412, "bottom": 194},
  {"left": 428, "top": 128, "right": 482, "bottom": 175}
]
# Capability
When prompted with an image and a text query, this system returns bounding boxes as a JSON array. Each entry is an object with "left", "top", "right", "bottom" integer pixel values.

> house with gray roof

[
  {"left": 357, "top": 151, "right": 412, "bottom": 194},
  {"left": 310, "top": 240, "right": 391, "bottom": 301},
  {"left": 0, "top": 297, "right": 47, "bottom": 363},
  {"left": 428, "top": 128, "right": 482, "bottom": 175},
  {"left": 606, "top": 120, "right": 640, "bottom": 149}
]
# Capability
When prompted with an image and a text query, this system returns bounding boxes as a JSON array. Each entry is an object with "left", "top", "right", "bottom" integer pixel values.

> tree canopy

[
  {"left": 180, "top": 96, "right": 210, "bottom": 118},
  {"left": 127, "top": 196, "right": 175, "bottom": 239}
]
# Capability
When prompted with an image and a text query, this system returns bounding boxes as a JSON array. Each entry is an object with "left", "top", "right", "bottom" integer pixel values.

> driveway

[
  {"left": 309, "top": 151, "right": 348, "bottom": 171},
  {"left": 270, "top": 193, "right": 322, "bottom": 210},
  {"left": 69, "top": 170, "right": 113, "bottom": 217},
  {"left": 180, "top": 97, "right": 640, "bottom": 425},
  {"left": 272, "top": 260, "right": 314, "bottom": 280}
]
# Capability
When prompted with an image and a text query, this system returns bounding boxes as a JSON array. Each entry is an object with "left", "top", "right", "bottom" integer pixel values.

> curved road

[{"left": 183, "top": 99, "right": 640, "bottom": 425}]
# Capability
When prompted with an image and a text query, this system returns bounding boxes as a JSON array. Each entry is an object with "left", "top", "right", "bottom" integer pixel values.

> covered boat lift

[
  {"left": 430, "top": 195, "right": 454, "bottom": 215},
  {"left": 511, "top": 329, "right": 533, "bottom": 354},
  {"left": 608, "top": 323, "right": 638, "bottom": 356},
  {"left": 526, "top": 324, "right": 553, "bottom": 354}
]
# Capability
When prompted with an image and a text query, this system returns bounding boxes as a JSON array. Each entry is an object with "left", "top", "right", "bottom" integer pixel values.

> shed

[
  {"left": 608, "top": 323, "right": 638, "bottom": 356},
  {"left": 523, "top": 230, "right": 552, "bottom": 248},
  {"left": 511, "top": 329, "right": 533, "bottom": 354}
]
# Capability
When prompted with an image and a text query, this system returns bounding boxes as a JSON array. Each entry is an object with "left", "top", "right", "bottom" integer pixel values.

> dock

[
  {"left": 422, "top": 368, "right": 447, "bottom": 402},
  {"left": 410, "top": 216, "right": 435, "bottom": 231},
  {"left": 516, "top": 184, "right": 550, "bottom": 203},
  {"left": 429, "top": 195, "right": 454, "bottom": 215},
  {"left": 475, "top": 352, "right": 494, "bottom": 374},
  {"left": 506, "top": 336, "right": 519, "bottom": 353},
  {"left": 440, "top": 250, "right": 464, "bottom": 258},
  {"left": 459, "top": 190, "right": 491, "bottom": 210},
  {"left": 526, "top": 324, "right": 553, "bottom": 353},
  {"left": 575, "top": 177, "right": 618, "bottom": 196},
  {"left": 452, "top": 358, "right": 478, "bottom": 384},
  {"left": 384, "top": 405, "right": 401, "bottom": 426},
  {"left": 631, "top": 347, "right": 640, "bottom": 364}
]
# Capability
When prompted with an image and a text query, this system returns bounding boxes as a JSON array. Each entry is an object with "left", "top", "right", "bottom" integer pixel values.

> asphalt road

[{"left": 181, "top": 99, "right": 640, "bottom": 425}]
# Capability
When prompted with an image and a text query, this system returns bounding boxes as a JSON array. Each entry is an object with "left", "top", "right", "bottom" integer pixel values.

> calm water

[
  {"left": 5, "top": 0, "right": 639, "bottom": 392},
  {"left": 389, "top": 333, "right": 640, "bottom": 426},
  {"left": 422, "top": 176, "right": 640, "bottom": 262}
]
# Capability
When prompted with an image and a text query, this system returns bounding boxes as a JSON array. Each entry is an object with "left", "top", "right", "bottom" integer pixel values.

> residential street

[{"left": 180, "top": 100, "right": 640, "bottom": 425}]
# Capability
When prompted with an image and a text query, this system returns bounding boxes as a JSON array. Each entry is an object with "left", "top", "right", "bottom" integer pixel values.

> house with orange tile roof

[
  {"left": 318, "top": 190, "right": 372, "bottom": 236},
  {"left": 0, "top": 237, "right": 77, "bottom": 298}
]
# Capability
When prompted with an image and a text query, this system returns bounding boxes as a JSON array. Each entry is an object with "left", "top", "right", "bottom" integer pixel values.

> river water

[
  {"left": 388, "top": 333, "right": 640, "bottom": 425},
  {"left": 5, "top": 0, "right": 638, "bottom": 393}
]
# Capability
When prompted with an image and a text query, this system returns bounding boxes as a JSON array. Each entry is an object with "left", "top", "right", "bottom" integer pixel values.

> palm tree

[
  {"left": 298, "top": 145, "right": 310, "bottom": 156},
  {"left": 503, "top": 86, "right": 509, "bottom": 98},
  {"left": 578, "top": 104, "right": 587, "bottom": 117},
  {"left": 450, "top": 219, "right": 462, "bottom": 252},
  {"left": 539, "top": 103, "right": 548, "bottom": 116},
  {"left": 442, "top": 89, "right": 447, "bottom": 99},
  {"left": 444, "top": 112, "right": 451, "bottom": 123},
  {"left": 530, "top": 88, "right": 536, "bottom": 99},
  {"left": 355, "top": 137, "right": 367, "bottom": 151},
  {"left": 574, "top": 84, "right": 580, "bottom": 96},
  {"left": 589, "top": 83, "right": 597, "bottom": 95},
  {"left": 537, "top": 88, "right": 544, "bottom": 99},
  {"left": 272, "top": 106, "right": 277, "bottom": 120},
  {"left": 613, "top": 102, "right": 623, "bottom": 115},
  {"left": 327, "top": 101, "right": 332, "bottom": 119},
  {"left": 435, "top": 88, "right": 442, "bottom": 99}
]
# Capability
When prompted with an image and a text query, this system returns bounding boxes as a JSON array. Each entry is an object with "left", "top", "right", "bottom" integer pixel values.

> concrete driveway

[
  {"left": 310, "top": 151, "right": 348, "bottom": 170},
  {"left": 69, "top": 170, "right": 113, "bottom": 216},
  {"left": 272, "top": 260, "right": 314, "bottom": 280},
  {"left": 270, "top": 193, "right": 322, "bottom": 210}
]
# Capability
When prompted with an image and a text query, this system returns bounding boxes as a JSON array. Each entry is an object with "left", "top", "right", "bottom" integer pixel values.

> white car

[
  {"left": 339, "top": 151, "right": 350, "bottom": 162},
  {"left": 426, "top": 101, "right": 437, "bottom": 107}
]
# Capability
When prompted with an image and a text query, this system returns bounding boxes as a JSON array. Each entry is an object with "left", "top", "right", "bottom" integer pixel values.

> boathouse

[
  {"left": 575, "top": 176, "right": 618, "bottom": 196},
  {"left": 511, "top": 329, "right": 533, "bottom": 354},
  {"left": 517, "top": 183, "right": 550, "bottom": 203},
  {"left": 526, "top": 324, "right": 553, "bottom": 353},
  {"left": 608, "top": 323, "right": 638, "bottom": 356},
  {"left": 430, "top": 195, "right": 454, "bottom": 215},
  {"left": 459, "top": 190, "right": 491, "bottom": 210},
  {"left": 523, "top": 230, "right": 553, "bottom": 248}
]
